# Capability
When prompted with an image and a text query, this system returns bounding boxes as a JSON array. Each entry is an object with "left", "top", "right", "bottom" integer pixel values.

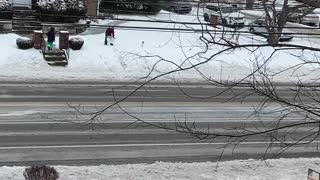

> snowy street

[
  {"left": 0, "top": 82, "right": 317, "bottom": 166},
  {"left": 1, "top": 1, "right": 320, "bottom": 179},
  {"left": 0, "top": 82, "right": 318, "bottom": 179}
]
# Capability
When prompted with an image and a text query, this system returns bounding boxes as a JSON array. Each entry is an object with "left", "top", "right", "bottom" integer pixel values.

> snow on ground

[
  {"left": 116, "top": 9, "right": 203, "bottom": 23},
  {"left": 1, "top": 158, "right": 320, "bottom": 180},
  {"left": 1, "top": 11, "right": 320, "bottom": 82}
]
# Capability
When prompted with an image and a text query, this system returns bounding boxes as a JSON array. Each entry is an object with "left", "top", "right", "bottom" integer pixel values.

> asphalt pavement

[{"left": 0, "top": 81, "right": 318, "bottom": 166}]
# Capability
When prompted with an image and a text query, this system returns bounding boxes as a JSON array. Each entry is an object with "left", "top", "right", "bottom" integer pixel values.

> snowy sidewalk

[{"left": 1, "top": 158, "right": 319, "bottom": 180}]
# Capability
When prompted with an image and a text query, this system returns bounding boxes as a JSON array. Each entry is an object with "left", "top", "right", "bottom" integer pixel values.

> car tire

[{"left": 249, "top": 28, "right": 255, "bottom": 32}]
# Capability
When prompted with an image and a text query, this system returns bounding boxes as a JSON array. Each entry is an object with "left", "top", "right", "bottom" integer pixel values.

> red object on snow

[{"left": 105, "top": 27, "right": 115, "bottom": 38}]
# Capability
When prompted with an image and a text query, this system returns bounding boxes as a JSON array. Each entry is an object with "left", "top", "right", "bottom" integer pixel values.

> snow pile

[
  {"left": 1, "top": 158, "right": 320, "bottom": 180},
  {"left": 0, "top": 0, "right": 10, "bottom": 11},
  {"left": 16, "top": 37, "right": 31, "bottom": 42},
  {"left": 69, "top": 37, "right": 84, "bottom": 50},
  {"left": 69, "top": 37, "right": 84, "bottom": 43},
  {"left": 16, "top": 37, "right": 33, "bottom": 50}
]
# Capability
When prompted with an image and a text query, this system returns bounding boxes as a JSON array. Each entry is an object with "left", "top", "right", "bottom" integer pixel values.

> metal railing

[{"left": 62, "top": 48, "right": 70, "bottom": 63}]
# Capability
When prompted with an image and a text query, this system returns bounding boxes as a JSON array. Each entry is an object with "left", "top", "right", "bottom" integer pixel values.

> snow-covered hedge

[
  {"left": 24, "top": 165, "right": 59, "bottom": 180},
  {"left": 100, "top": 0, "right": 161, "bottom": 15},
  {"left": 16, "top": 37, "right": 34, "bottom": 50},
  {"left": 0, "top": 0, "right": 12, "bottom": 19},
  {"left": 37, "top": 0, "right": 86, "bottom": 22},
  {"left": 69, "top": 37, "right": 84, "bottom": 50},
  {"left": 0, "top": 0, "right": 11, "bottom": 11}
]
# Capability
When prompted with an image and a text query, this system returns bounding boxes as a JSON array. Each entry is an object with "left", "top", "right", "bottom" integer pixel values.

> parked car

[
  {"left": 313, "top": 8, "right": 320, "bottom": 27},
  {"left": 287, "top": 12, "right": 319, "bottom": 26},
  {"left": 300, "top": 13, "right": 319, "bottom": 26},
  {"left": 203, "top": 3, "right": 245, "bottom": 28},
  {"left": 163, "top": 0, "right": 192, "bottom": 14},
  {"left": 248, "top": 19, "right": 294, "bottom": 41}
]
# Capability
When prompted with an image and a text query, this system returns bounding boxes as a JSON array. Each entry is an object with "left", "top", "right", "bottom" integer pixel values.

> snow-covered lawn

[
  {"left": 1, "top": 158, "right": 320, "bottom": 180},
  {"left": 0, "top": 11, "right": 319, "bottom": 83}
]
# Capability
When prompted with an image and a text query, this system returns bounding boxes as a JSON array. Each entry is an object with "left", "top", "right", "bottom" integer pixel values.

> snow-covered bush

[
  {"left": 16, "top": 37, "right": 34, "bottom": 50},
  {"left": 24, "top": 165, "right": 59, "bottom": 180},
  {"left": 100, "top": 0, "right": 161, "bottom": 15},
  {"left": 0, "top": 0, "right": 11, "bottom": 11},
  {"left": 69, "top": 37, "right": 84, "bottom": 50},
  {"left": 37, "top": 0, "right": 86, "bottom": 22},
  {"left": 0, "top": 0, "right": 12, "bottom": 19}
]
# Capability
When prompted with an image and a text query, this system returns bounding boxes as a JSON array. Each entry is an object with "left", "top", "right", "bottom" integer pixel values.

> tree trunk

[{"left": 267, "top": 33, "right": 279, "bottom": 45}]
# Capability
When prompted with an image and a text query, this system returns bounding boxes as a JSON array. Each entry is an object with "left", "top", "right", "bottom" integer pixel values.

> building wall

[{"left": 86, "top": 0, "right": 98, "bottom": 17}]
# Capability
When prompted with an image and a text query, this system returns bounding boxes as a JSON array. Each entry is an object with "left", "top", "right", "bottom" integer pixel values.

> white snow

[
  {"left": 69, "top": 37, "right": 84, "bottom": 43},
  {"left": 33, "top": 30, "right": 43, "bottom": 33},
  {"left": 0, "top": 11, "right": 319, "bottom": 83},
  {"left": 59, "top": 30, "right": 69, "bottom": 33},
  {"left": 0, "top": 110, "right": 42, "bottom": 116},
  {"left": 1, "top": 158, "right": 320, "bottom": 179},
  {"left": 16, "top": 37, "right": 31, "bottom": 44},
  {"left": 241, "top": 10, "right": 265, "bottom": 18}
]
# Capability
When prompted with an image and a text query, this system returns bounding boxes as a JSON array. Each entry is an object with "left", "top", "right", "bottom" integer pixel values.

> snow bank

[
  {"left": 241, "top": 10, "right": 265, "bottom": 18},
  {"left": 16, "top": 37, "right": 30, "bottom": 41},
  {"left": 1, "top": 158, "right": 320, "bottom": 180}
]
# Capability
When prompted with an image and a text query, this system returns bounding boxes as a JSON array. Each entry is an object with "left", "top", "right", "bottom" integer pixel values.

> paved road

[{"left": 0, "top": 81, "right": 318, "bottom": 166}]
